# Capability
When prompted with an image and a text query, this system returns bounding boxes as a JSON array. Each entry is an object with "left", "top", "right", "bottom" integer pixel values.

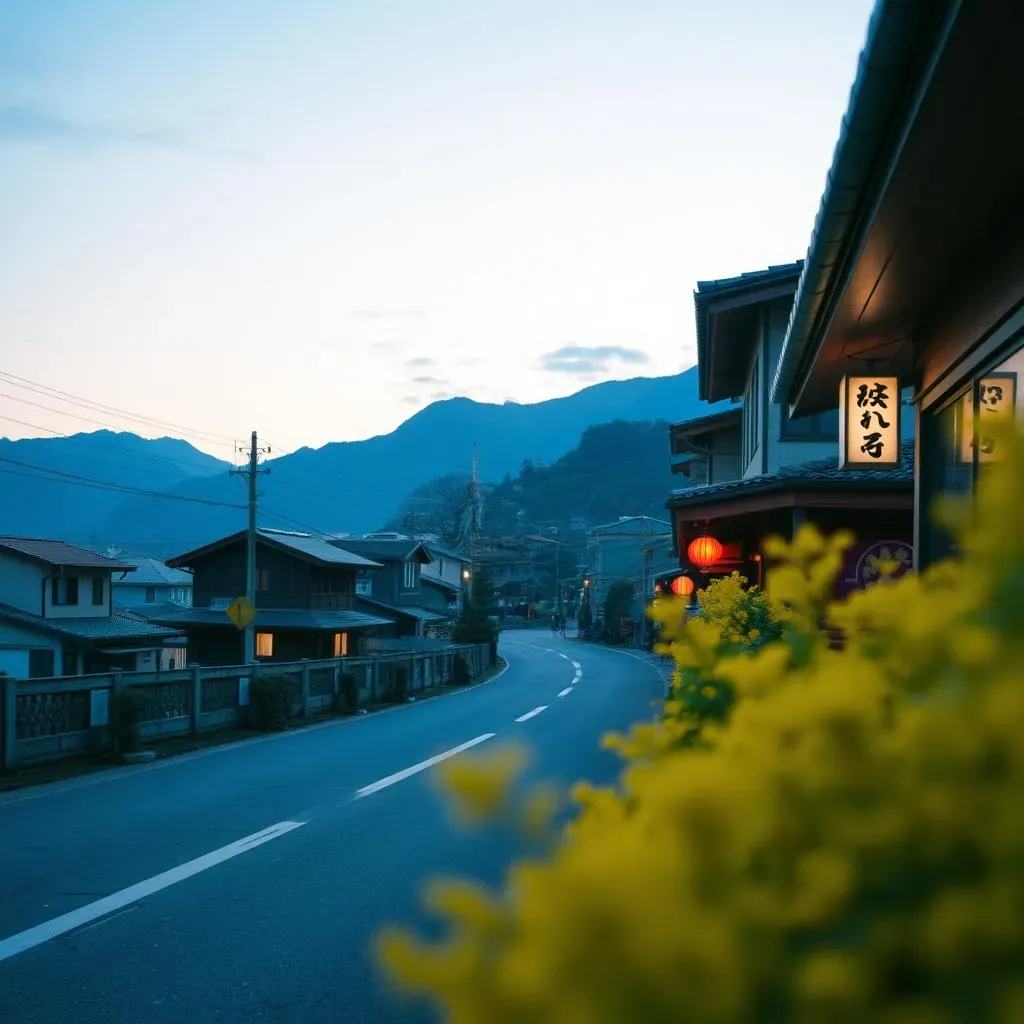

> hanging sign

[
  {"left": 960, "top": 372, "right": 1017, "bottom": 465},
  {"left": 838, "top": 376, "right": 901, "bottom": 469}
]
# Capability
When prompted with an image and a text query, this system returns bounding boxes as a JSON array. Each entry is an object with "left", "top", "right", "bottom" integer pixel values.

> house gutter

[{"left": 770, "top": 0, "right": 962, "bottom": 412}]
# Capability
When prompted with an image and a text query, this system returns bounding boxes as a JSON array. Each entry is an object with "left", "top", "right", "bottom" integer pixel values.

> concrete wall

[
  {"left": 0, "top": 620, "right": 63, "bottom": 678},
  {"left": 0, "top": 552, "right": 45, "bottom": 615}
]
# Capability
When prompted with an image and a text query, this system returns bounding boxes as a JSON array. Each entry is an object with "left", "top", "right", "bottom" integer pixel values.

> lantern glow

[
  {"left": 669, "top": 575, "right": 694, "bottom": 597},
  {"left": 687, "top": 535, "right": 723, "bottom": 568}
]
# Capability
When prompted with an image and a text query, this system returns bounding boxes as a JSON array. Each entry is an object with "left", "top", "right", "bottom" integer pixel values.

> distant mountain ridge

[{"left": 0, "top": 368, "right": 717, "bottom": 552}]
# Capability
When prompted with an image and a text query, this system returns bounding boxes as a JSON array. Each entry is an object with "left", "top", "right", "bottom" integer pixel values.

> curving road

[{"left": 0, "top": 631, "right": 669, "bottom": 1023}]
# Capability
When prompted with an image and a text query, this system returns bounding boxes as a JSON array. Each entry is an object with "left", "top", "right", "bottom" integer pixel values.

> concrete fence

[{"left": 1, "top": 643, "right": 495, "bottom": 771}]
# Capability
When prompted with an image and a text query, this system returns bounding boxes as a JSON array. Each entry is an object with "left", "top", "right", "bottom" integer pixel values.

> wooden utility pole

[{"left": 230, "top": 431, "right": 270, "bottom": 663}]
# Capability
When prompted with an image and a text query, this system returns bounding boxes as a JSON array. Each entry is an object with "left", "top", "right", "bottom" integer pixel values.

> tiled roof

[
  {"left": 669, "top": 405, "right": 743, "bottom": 436},
  {"left": 0, "top": 603, "right": 179, "bottom": 642},
  {"left": 167, "top": 529, "right": 382, "bottom": 570},
  {"left": 336, "top": 538, "right": 433, "bottom": 563},
  {"left": 668, "top": 440, "right": 915, "bottom": 508},
  {"left": 110, "top": 555, "right": 193, "bottom": 586},
  {"left": 694, "top": 261, "right": 805, "bottom": 295},
  {"left": 150, "top": 607, "right": 394, "bottom": 631},
  {"left": 259, "top": 530, "right": 383, "bottom": 568},
  {"left": 422, "top": 575, "right": 461, "bottom": 594},
  {"left": 115, "top": 601, "right": 192, "bottom": 621},
  {"left": 424, "top": 543, "right": 470, "bottom": 562},
  {"left": 0, "top": 536, "right": 134, "bottom": 571},
  {"left": 356, "top": 599, "right": 447, "bottom": 623}
]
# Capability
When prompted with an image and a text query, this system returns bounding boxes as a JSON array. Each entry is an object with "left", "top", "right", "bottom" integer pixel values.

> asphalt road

[{"left": 0, "top": 631, "right": 670, "bottom": 1024}]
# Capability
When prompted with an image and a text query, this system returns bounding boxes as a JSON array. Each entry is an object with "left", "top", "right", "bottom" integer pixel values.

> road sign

[{"left": 226, "top": 596, "right": 256, "bottom": 630}]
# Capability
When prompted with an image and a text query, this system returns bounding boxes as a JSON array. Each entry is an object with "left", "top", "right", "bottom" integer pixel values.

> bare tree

[{"left": 393, "top": 473, "right": 473, "bottom": 548}]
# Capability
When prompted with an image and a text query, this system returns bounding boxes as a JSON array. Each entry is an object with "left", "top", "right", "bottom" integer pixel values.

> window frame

[
  {"left": 51, "top": 577, "right": 79, "bottom": 607},
  {"left": 403, "top": 561, "right": 416, "bottom": 589}
]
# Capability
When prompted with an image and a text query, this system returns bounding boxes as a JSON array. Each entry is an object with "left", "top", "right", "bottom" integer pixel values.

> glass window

[
  {"left": 51, "top": 577, "right": 79, "bottom": 606},
  {"left": 403, "top": 561, "right": 416, "bottom": 588},
  {"left": 742, "top": 356, "right": 760, "bottom": 469},
  {"left": 29, "top": 648, "right": 55, "bottom": 678},
  {"left": 783, "top": 406, "right": 840, "bottom": 439},
  {"left": 919, "top": 335, "right": 1024, "bottom": 567},
  {"left": 255, "top": 632, "right": 274, "bottom": 657},
  {"left": 92, "top": 577, "right": 104, "bottom": 605},
  {"left": 333, "top": 632, "right": 348, "bottom": 657},
  {"left": 144, "top": 586, "right": 156, "bottom": 603}
]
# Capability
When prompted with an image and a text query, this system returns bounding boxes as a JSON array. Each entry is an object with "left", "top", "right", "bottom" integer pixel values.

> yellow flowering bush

[
  {"left": 695, "top": 570, "right": 785, "bottom": 649},
  {"left": 376, "top": 423, "right": 1024, "bottom": 1023}
]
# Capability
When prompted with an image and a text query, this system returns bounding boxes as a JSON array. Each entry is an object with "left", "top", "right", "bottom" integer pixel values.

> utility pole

[
  {"left": 230, "top": 431, "right": 270, "bottom": 664},
  {"left": 469, "top": 442, "right": 481, "bottom": 576}
]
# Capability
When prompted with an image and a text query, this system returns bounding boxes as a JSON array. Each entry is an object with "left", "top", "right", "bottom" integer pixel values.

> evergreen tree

[{"left": 453, "top": 567, "right": 498, "bottom": 645}]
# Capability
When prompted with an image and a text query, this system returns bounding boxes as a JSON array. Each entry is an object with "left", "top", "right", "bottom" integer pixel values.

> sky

[{"left": 0, "top": 0, "right": 876, "bottom": 459}]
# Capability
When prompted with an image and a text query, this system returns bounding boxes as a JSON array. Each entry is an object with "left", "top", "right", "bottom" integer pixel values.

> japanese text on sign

[{"left": 840, "top": 375, "right": 900, "bottom": 469}]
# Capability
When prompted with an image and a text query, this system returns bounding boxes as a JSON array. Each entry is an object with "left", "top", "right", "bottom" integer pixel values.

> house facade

[
  {"left": 665, "top": 262, "right": 916, "bottom": 596},
  {"left": 770, "top": 0, "right": 1024, "bottom": 572},
  {"left": 155, "top": 529, "right": 394, "bottom": 665},
  {"left": 586, "top": 516, "right": 676, "bottom": 626},
  {"left": 0, "top": 536, "right": 181, "bottom": 678},
  {"left": 419, "top": 544, "right": 469, "bottom": 617},
  {"left": 107, "top": 552, "right": 193, "bottom": 611},
  {"left": 328, "top": 536, "right": 448, "bottom": 638}
]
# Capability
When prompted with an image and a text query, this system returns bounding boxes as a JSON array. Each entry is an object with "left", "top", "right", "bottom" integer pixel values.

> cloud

[
  {"left": 539, "top": 344, "right": 650, "bottom": 375},
  {"left": 401, "top": 396, "right": 421, "bottom": 405},
  {"left": 351, "top": 308, "right": 426, "bottom": 321},
  {"left": 405, "top": 356, "right": 434, "bottom": 367},
  {"left": 370, "top": 338, "right": 408, "bottom": 353},
  {"left": 430, "top": 391, "right": 454, "bottom": 401},
  {"left": 412, "top": 375, "right": 448, "bottom": 386},
  {"left": 0, "top": 104, "right": 188, "bottom": 149}
]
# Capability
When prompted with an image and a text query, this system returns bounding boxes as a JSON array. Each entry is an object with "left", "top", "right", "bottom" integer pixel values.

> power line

[
  {"left": 0, "top": 369, "right": 236, "bottom": 447},
  {"left": 0, "top": 412, "right": 232, "bottom": 478},
  {"left": 0, "top": 456, "right": 246, "bottom": 510}
]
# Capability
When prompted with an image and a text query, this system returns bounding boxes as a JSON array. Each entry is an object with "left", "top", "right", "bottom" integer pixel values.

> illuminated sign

[
  {"left": 838, "top": 376, "right": 901, "bottom": 469},
  {"left": 959, "top": 373, "right": 1017, "bottom": 465}
]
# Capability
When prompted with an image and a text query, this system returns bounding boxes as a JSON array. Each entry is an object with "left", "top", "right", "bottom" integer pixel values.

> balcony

[{"left": 310, "top": 592, "right": 355, "bottom": 611}]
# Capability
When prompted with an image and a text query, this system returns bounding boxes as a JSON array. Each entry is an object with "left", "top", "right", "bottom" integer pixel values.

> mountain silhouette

[{"left": 0, "top": 368, "right": 713, "bottom": 554}]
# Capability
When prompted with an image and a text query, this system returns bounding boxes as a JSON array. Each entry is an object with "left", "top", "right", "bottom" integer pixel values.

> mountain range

[{"left": 0, "top": 367, "right": 715, "bottom": 555}]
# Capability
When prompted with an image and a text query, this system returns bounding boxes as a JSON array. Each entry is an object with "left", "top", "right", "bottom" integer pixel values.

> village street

[{"left": 0, "top": 631, "right": 670, "bottom": 1024}]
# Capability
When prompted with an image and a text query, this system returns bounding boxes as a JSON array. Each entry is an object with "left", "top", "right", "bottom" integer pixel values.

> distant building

[{"left": 585, "top": 516, "right": 675, "bottom": 623}]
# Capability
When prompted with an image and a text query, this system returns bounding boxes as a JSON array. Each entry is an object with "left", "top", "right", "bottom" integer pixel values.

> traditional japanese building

[{"left": 770, "top": 0, "right": 1024, "bottom": 569}]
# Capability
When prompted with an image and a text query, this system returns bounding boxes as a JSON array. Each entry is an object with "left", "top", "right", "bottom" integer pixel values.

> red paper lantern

[
  {"left": 669, "top": 575, "right": 694, "bottom": 597},
  {"left": 687, "top": 535, "right": 723, "bottom": 569}
]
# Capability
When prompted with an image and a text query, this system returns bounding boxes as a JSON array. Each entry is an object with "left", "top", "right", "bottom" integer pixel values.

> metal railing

[{"left": 1, "top": 642, "right": 495, "bottom": 771}]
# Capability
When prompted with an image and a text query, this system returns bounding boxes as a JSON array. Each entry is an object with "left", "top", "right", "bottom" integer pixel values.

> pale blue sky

[{"left": 0, "top": 0, "right": 875, "bottom": 457}]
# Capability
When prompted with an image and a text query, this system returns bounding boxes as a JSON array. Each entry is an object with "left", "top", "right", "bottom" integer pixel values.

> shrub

[
  {"left": 374, "top": 422, "right": 1024, "bottom": 1023},
  {"left": 251, "top": 674, "right": 293, "bottom": 731},
  {"left": 452, "top": 654, "right": 472, "bottom": 686},
  {"left": 339, "top": 671, "right": 359, "bottom": 714},
  {"left": 113, "top": 687, "right": 148, "bottom": 752}
]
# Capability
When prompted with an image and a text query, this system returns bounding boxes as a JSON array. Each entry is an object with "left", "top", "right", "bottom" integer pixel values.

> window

[
  {"left": 782, "top": 406, "right": 840, "bottom": 440},
  {"left": 437, "top": 558, "right": 444, "bottom": 576},
  {"left": 742, "top": 355, "right": 761, "bottom": 469},
  {"left": 403, "top": 561, "right": 416, "bottom": 589},
  {"left": 92, "top": 577, "right": 104, "bottom": 605},
  {"left": 51, "top": 577, "right": 79, "bottom": 606},
  {"left": 255, "top": 632, "right": 274, "bottom": 657},
  {"left": 29, "top": 649, "right": 55, "bottom": 678},
  {"left": 144, "top": 586, "right": 156, "bottom": 603},
  {"left": 257, "top": 568, "right": 270, "bottom": 591},
  {"left": 333, "top": 632, "right": 348, "bottom": 657},
  {"left": 61, "top": 650, "right": 78, "bottom": 676}
]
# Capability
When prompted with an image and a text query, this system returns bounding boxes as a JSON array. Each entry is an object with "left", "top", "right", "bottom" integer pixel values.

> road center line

[
  {"left": 557, "top": 687, "right": 573, "bottom": 698},
  {"left": 572, "top": 660, "right": 582, "bottom": 671},
  {"left": 515, "top": 706, "right": 547, "bottom": 723},
  {"left": 558, "top": 653, "right": 570, "bottom": 660},
  {"left": 354, "top": 733, "right": 495, "bottom": 799},
  {"left": 0, "top": 820, "right": 305, "bottom": 965}
]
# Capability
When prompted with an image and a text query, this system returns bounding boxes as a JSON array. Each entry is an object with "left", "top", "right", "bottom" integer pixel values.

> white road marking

[
  {"left": 572, "top": 660, "right": 582, "bottom": 671},
  {"left": 558, "top": 653, "right": 570, "bottom": 660},
  {"left": 0, "top": 820, "right": 305, "bottom": 964},
  {"left": 557, "top": 687, "right": 573, "bottom": 698},
  {"left": 515, "top": 706, "right": 547, "bottom": 723},
  {"left": 354, "top": 733, "right": 495, "bottom": 799}
]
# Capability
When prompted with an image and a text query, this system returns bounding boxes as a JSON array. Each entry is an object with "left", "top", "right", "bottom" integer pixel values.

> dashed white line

[
  {"left": 557, "top": 687, "right": 573, "bottom": 698},
  {"left": 354, "top": 733, "right": 495, "bottom": 799},
  {"left": 558, "top": 653, "right": 570, "bottom": 660},
  {"left": 0, "top": 820, "right": 305, "bottom": 964},
  {"left": 515, "top": 706, "right": 548, "bottom": 723},
  {"left": 571, "top": 660, "right": 582, "bottom": 671}
]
